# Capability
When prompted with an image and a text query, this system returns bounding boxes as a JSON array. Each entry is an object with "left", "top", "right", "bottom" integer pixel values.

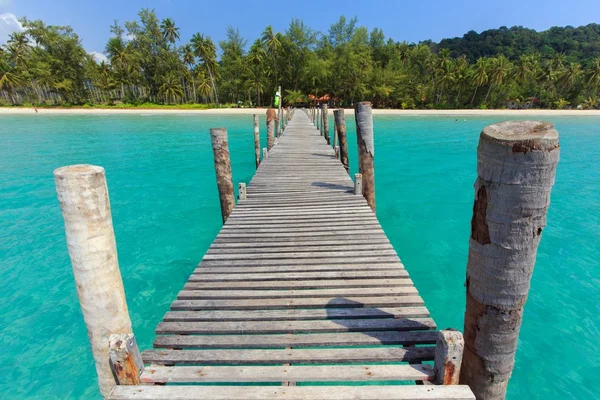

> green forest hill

[{"left": 1, "top": 11, "right": 599, "bottom": 110}]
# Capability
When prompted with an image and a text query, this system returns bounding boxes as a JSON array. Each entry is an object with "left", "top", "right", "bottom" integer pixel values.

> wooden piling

[
  {"left": 333, "top": 112, "right": 337, "bottom": 148},
  {"left": 354, "top": 173, "right": 362, "bottom": 195},
  {"left": 209, "top": 128, "right": 235, "bottom": 224},
  {"left": 335, "top": 146, "right": 340, "bottom": 160},
  {"left": 253, "top": 114, "right": 260, "bottom": 169},
  {"left": 109, "top": 333, "right": 144, "bottom": 385},
  {"left": 434, "top": 330, "right": 464, "bottom": 385},
  {"left": 238, "top": 183, "right": 247, "bottom": 201},
  {"left": 355, "top": 101, "right": 376, "bottom": 212},
  {"left": 322, "top": 105, "right": 330, "bottom": 144},
  {"left": 263, "top": 148, "right": 268, "bottom": 160},
  {"left": 334, "top": 109, "right": 349, "bottom": 173},
  {"left": 267, "top": 120, "right": 275, "bottom": 151},
  {"left": 54, "top": 164, "right": 133, "bottom": 398},
  {"left": 461, "top": 121, "right": 560, "bottom": 399}
]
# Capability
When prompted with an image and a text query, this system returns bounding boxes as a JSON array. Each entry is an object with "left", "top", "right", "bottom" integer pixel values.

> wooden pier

[{"left": 107, "top": 111, "right": 474, "bottom": 399}]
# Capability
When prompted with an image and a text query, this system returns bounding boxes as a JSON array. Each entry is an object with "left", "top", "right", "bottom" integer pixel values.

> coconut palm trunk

[{"left": 461, "top": 121, "right": 560, "bottom": 399}]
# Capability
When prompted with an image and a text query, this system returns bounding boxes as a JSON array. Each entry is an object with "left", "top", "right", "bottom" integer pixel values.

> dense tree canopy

[{"left": 1, "top": 10, "right": 600, "bottom": 109}]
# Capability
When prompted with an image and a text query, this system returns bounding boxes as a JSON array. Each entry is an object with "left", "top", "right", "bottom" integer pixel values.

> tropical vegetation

[{"left": 1, "top": 10, "right": 600, "bottom": 109}]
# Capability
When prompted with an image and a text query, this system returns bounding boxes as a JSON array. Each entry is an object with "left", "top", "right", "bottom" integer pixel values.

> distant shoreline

[{"left": 1, "top": 107, "right": 600, "bottom": 116}]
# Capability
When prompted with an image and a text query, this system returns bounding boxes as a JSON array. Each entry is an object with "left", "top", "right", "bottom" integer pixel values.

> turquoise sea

[{"left": 0, "top": 113, "right": 598, "bottom": 399}]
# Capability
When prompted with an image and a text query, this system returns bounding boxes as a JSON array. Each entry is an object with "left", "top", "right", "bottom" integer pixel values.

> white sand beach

[{"left": 1, "top": 107, "right": 600, "bottom": 116}]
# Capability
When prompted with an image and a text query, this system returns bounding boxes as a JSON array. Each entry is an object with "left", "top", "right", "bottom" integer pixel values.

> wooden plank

[
  {"left": 141, "top": 346, "right": 436, "bottom": 365},
  {"left": 202, "top": 249, "right": 398, "bottom": 260},
  {"left": 156, "top": 318, "right": 436, "bottom": 334},
  {"left": 198, "top": 256, "right": 401, "bottom": 267},
  {"left": 140, "top": 364, "right": 435, "bottom": 383},
  {"left": 183, "top": 278, "right": 414, "bottom": 290},
  {"left": 193, "top": 265, "right": 405, "bottom": 275},
  {"left": 188, "top": 270, "right": 408, "bottom": 282},
  {"left": 110, "top": 385, "right": 475, "bottom": 400},
  {"left": 153, "top": 330, "right": 438, "bottom": 349},
  {"left": 162, "top": 307, "right": 431, "bottom": 321},
  {"left": 170, "top": 296, "right": 425, "bottom": 310},
  {"left": 176, "top": 287, "right": 418, "bottom": 300}
]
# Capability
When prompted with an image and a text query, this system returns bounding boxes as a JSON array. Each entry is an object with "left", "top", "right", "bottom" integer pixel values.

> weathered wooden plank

[
  {"left": 188, "top": 270, "right": 408, "bottom": 282},
  {"left": 198, "top": 256, "right": 401, "bottom": 267},
  {"left": 140, "top": 364, "right": 435, "bottom": 383},
  {"left": 110, "top": 385, "right": 475, "bottom": 400},
  {"left": 162, "top": 307, "right": 430, "bottom": 322},
  {"left": 141, "top": 346, "right": 435, "bottom": 365},
  {"left": 202, "top": 249, "right": 398, "bottom": 260},
  {"left": 153, "top": 330, "right": 438, "bottom": 349},
  {"left": 183, "top": 278, "right": 413, "bottom": 290},
  {"left": 177, "top": 287, "right": 418, "bottom": 300},
  {"left": 171, "top": 296, "right": 425, "bottom": 310},
  {"left": 193, "top": 264, "right": 405, "bottom": 275},
  {"left": 156, "top": 317, "right": 435, "bottom": 334}
]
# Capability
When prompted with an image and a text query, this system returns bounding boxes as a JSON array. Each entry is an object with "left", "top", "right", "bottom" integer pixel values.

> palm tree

[
  {"left": 559, "top": 62, "right": 582, "bottom": 92},
  {"left": 0, "top": 65, "right": 23, "bottom": 104},
  {"left": 195, "top": 70, "right": 212, "bottom": 102},
  {"left": 181, "top": 44, "right": 196, "bottom": 102},
  {"left": 261, "top": 26, "right": 282, "bottom": 84},
  {"left": 247, "top": 43, "right": 267, "bottom": 106},
  {"left": 191, "top": 33, "right": 219, "bottom": 104},
  {"left": 587, "top": 57, "right": 600, "bottom": 97},
  {"left": 284, "top": 89, "right": 306, "bottom": 105},
  {"left": 160, "top": 18, "right": 180, "bottom": 46},
  {"left": 159, "top": 73, "right": 184, "bottom": 104},
  {"left": 6, "top": 32, "right": 31, "bottom": 70},
  {"left": 485, "top": 55, "right": 511, "bottom": 104},
  {"left": 470, "top": 58, "right": 489, "bottom": 104}
]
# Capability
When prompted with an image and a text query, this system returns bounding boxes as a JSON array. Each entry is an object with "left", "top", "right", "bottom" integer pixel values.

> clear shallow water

[{"left": 0, "top": 113, "right": 598, "bottom": 399}]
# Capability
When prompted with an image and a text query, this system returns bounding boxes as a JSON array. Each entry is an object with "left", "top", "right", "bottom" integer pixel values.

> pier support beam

[
  {"left": 267, "top": 120, "right": 275, "bottom": 151},
  {"left": 253, "top": 114, "right": 260, "bottom": 169},
  {"left": 434, "top": 329, "right": 464, "bottom": 385},
  {"left": 334, "top": 109, "right": 349, "bottom": 173},
  {"left": 263, "top": 148, "right": 268, "bottom": 160},
  {"left": 355, "top": 101, "right": 376, "bottom": 212},
  {"left": 210, "top": 128, "right": 235, "bottom": 224},
  {"left": 354, "top": 173, "right": 362, "bottom": 195},
  {"left": 109, "top": 333, "right": 144, "bottom": 385},
  {"left": 322, "top": 104, "right": 330, "bottom": 144},
  {"left": 54, "top": 165, "right": 133, "bottom": 399},
  {"left": 461, "top": 121, "right": 560, "bottom": 399},
  {"left": 238, "top": 183, "right": 247, "bottom": 201}
]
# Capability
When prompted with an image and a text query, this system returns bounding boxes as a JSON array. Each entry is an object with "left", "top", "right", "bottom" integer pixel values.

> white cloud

[
  {"left": 0, "top": 13, "right": 23, "bottom": 45},
  {"left": 89, "top": 51, "right": 108, "bottom": 63}
]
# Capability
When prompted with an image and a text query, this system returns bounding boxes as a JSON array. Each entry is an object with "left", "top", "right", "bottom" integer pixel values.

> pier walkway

[{"left": 109, "top": 111, "right": 474, "bottom": 399}]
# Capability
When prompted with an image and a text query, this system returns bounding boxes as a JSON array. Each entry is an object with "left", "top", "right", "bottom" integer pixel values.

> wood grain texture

[{"left": 120, "top": 111, "right": 472, "bottom": 399}]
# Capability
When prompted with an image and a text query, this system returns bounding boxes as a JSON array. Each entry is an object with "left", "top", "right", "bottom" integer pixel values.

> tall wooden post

[
  {"left": 253, "top": 114, "right": 260, "bottom": 169},
  {"left": 333, "top": 111, "right": 337, "bottom": 148},
  {"left": 209, "top": 128, "right": 235, "bottom": 224},
  {"left": 278, "top": 85, "right": 283, "bottom": 137},
  {"left": 461, "top": 121, "right": 560, "bottom": 399},
  {"left": 316, "top": 107, "right": 320, "bottom": 132},
  {"left": 263, "top": 148, "right": 268, "bottom": 160},
  {"left": 322, "top": 104, "right": 330, "bottom": 144},
  {"left": 355, "top": 101, "right": 375, "bottom": 212},
  {"left": 54, "top": 164, "right": 134, "bottom": 399},
  {"left": 267, "top": 120, "right": 275, "bottom": 151},
  {"left": 334, "top": 109, "right": 349, "bottom": 173}
]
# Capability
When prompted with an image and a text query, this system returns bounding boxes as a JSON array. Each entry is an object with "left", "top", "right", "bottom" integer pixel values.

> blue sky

[{"left": 1, "top": 0, "right": 599, "bottom": 61}]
